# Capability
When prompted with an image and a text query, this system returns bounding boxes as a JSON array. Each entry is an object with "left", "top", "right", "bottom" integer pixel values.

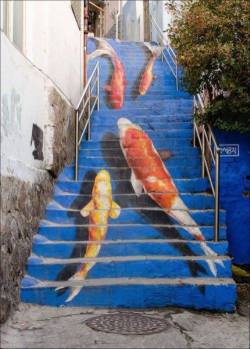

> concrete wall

[
  {"left": 121, "top": 0, "right": 144, "bottom": 42},
  {"left": 215, "top": 130, "right": 250, "bottom": 265},
  {"left": 24, "top": 0, "right": 83, "bottom": 106},
  {"left": 0, "top": 0, "right": 82, "bottom": 323}
]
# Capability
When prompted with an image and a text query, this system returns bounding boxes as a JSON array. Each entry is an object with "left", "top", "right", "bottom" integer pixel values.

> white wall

[
  {"left": 1, "top": 32, "right": 73, "bottom": 183},
  {"left": 121, "top": 0, "right": 144, "bottom": 42},
  {"left": 1, "top": 33, "right": 48, "bottom": 182},
  {"left": 149, "top": 0, "right": 177, "bottom": 44},
  {"left": 1, "top": 1, "right": 83, "bottom": 183},
  {"left": 25, "top": 0, "right": 83, "bottom": 106}
]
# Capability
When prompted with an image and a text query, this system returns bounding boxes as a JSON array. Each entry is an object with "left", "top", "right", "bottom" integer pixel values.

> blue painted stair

[{"left": 21, "top": 38, "right": 236, "bottom": 311}]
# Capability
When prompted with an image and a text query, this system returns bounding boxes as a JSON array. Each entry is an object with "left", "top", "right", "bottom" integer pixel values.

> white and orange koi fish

[
  {"left": 139, "top": 43, "right": 162, "bottom": 95},
  {"left": 117, "top": 118, "right": 224, "bottom": 276},
  {"left": 88, "top": 38, "right": 126, "bottom": 109},
  {"left": 58, "top": 170, "right": 121, "bottom": 302}
]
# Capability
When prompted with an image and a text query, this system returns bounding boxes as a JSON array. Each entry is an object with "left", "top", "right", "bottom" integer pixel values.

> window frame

[{"left": 1, "top": 0, "right": 26, "bottom": 54}]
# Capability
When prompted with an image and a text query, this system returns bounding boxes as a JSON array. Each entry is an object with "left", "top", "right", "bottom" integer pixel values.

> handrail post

[
  {"left": 97, "top": 63, "right": 100, "bottom": 111},
  {"left": 214, "top": 148, "right": 220, "bottom": 241},
  {"left": 75, "top": 110, "right": 79, "bottom": 181},
  {"left": 175, "top": 63, "right": 178, "bottom": 91},
  {"left": 201, "top": 125, "right": 205, "bottom": 177},
  {"left": 193, "top": 98, "right": 196, "bottom": 147},
  {"left": 87, "top": 87, "right": 91, "bottom": 141}
]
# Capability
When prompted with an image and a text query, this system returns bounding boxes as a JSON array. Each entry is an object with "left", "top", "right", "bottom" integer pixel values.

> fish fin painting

[
  {"left": 56, "top": 170, "right": 121, "bottom": 302},
  {"left": 110, "top": 200, "right": 121, "bottom": 219},
  {"left": 117, "top": 117, "right": 225, "bottom": 276},
  {"left": 88, "top": 38, "right": 126, "bottom": 109},
  {"left": 80, "top": 200, "right": 95, "bottom": 217},
  {"left": 139, "top": 43, "right": 162, "bottom": 96},
  {"left": 131, "top": 170, "right": 144, "bottom": 196}
]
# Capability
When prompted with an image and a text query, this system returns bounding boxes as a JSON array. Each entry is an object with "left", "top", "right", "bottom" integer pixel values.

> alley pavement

[{"left": 1, "top": 297, "right": 249, "bottom": 349}]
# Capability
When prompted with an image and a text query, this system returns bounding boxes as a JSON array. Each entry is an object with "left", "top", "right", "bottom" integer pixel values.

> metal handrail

[
  {"left": 149, "top": 13, "right": 178, "bottom": 90},
  {"left": 75, "top": 62, "right": 100, "bottom": 181},
  {"left": 115, "top": 10, "right": 120, "bottom": 40},
  {"left": 193, "top": 94, "right": 221, "bottom": 241}
]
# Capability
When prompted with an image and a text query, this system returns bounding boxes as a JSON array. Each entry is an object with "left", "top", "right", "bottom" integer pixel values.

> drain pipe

[{"left": 83, "top": 0, "right": 89, "bottom": 86}]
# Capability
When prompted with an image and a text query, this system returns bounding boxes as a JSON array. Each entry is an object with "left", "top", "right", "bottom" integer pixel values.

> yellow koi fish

[{"left": 63, "top": 170, "right": 120, "bottom": 302}]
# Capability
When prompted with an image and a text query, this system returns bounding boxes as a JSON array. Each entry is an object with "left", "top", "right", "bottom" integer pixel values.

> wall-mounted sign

[{"left": 220, "top": 144, "right": 240, "bottom": 157}]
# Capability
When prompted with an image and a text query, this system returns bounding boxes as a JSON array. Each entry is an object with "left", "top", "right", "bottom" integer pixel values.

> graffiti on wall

[
  {"left": 1, "top": 89, "right": 22, "bottom": 138},
  {"left": 31, "top": 124, "right": 44, "bottom": 161}
]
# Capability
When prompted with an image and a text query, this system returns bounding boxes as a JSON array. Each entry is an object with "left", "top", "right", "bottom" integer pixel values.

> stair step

[
  {"left": 20, "top": 277, "right": 236, "bottom": 311},
  {"left": 91, "top": 129, "right": 193, "bottom": 140},
  {"left": 76, "top": 156, "right": 201, "bottom": 168},
  {"left": 78, "top": 147, "right": 200, "bottom": 157},
  {"left": 38, "top": 225, "right": 227, "bottom": 241},
  {"left": 48, "top": 194, "right": 215, "bottom": 210},
  {"left": 92, "top": 120, "right": 193, "bottom": 128},
  {"left": 79, "top": 140, "right": 194, "bottom": 150},
  {"left": 55, "top": 178, "right": 210, "bottom": 194},
  {"left": 25, "top": 254, "right": 231, "bottom": 280},
  {"left": 32, "top": 237, "right": 228, "bottom": 258},
  {"left": 59, "top": 165, "right": 203, "bottom": 180},
  {"left": 92, "top": 112, "right": 193, "bottom": 121},
  {"left": 43, "top": 208, "right": 226, "bottom": 226}
]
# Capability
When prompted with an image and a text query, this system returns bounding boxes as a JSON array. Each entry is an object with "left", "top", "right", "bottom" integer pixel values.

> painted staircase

[{"left": 21, "top": 39, "right": 236, "bottom": 311}]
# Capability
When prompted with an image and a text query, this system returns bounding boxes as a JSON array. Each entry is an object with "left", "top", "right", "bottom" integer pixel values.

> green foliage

[{"left": 166, "top": 0, "right": 250, "bottom": 132}]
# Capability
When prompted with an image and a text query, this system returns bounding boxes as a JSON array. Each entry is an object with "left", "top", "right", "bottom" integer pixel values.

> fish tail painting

[
  {"left": 87, "top": 38, "right": 117, "bottom": 61},
  {"left": 117, "top": 118, "right": 225, "bottom": 276},
  {"left": 139, "top": 43, "right": 162, "bottom": 96},
  {"left": 88, "top": 38, "right": 126, "bottom": 109},
  {"left": 57, "top": 170, "right": 121, "bottom": 302}
]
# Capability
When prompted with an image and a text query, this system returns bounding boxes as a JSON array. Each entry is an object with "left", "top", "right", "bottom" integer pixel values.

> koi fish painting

[
  {"left": 56, "top": 170, "right": 121, "bottom": 302},
  {"left": 138, "top": 43, "right": 162, "bottom": 96},
  {"left": 88, "top": 38, "right": 126, "bottom": 109},
  {"left": 117, "top": 118, "right": 224, "bottom": 276}
]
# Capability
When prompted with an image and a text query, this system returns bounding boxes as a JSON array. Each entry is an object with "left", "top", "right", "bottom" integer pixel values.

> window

[{"left": 2, "top": 0, "right": 25, "bottom": 52}]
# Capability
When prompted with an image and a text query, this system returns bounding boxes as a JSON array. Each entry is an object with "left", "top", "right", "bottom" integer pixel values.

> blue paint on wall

[{"left": 215, "top": 129, "right": 250, "bottom": 264}]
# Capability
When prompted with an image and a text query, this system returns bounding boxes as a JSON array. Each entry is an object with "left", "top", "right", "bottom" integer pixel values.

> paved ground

[{"left": 1, "top": 287, "right": 249, "bottom": 349}]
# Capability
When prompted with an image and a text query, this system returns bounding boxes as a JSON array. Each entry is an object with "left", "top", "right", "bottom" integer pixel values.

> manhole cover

[{"left": 85, "top": 312, "right": 169, "bottom": 335}]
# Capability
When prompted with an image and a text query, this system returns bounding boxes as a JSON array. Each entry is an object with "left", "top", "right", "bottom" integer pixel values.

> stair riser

[
  {"left": 49, "top": 194, "right": 215, "bottom": 210},
  {"left": 20, "top": 283, "right": 236, "bottom": 311},
  {"left": 38, "top": 226, "right": 227, "bottom": 241},
  {"left": 26, "top": 259, "right": 231, "bottom": 281},
  {"left": 44, "top": 209, "right": 226, "bottom": 226},
  {"left": 32, "top": 240, "right": 228, "bottom": 259},
  {"left": 55, "top": 179, "right": 210, "bottom": 194}
]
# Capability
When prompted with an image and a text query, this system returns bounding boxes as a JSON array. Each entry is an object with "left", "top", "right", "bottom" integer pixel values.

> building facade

[{"left": 1, "top": 0, "right": 84, "bottom": 322}]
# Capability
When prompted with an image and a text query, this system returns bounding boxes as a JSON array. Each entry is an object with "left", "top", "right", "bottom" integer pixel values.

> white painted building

[
  {"left": 121, "top": 0, "right": 144, "bottom": 42},
  {"left": 1, "top": 0, "right": 84, "bottom": 182},
  {"left": 120, "top": 0, "right": 176, "bottom": 44}
]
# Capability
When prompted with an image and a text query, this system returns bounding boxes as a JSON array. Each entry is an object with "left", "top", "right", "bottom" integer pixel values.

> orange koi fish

[
  {"left": 57, "top": 170, "right": 121, "bottom": 302},
  {"left": 88, "top": 38, "right": 126, "bottom": 109},
  {"left": 139, "top": 43, "right": 162, "bottom": 95},
  {"left": 118, "top": 118, "right": 224, "bottom": 276}
]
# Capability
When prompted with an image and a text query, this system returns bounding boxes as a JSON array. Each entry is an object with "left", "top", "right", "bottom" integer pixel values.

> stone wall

[{"left": 0, "top": 87, "right": 75, "bottom": 324}]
